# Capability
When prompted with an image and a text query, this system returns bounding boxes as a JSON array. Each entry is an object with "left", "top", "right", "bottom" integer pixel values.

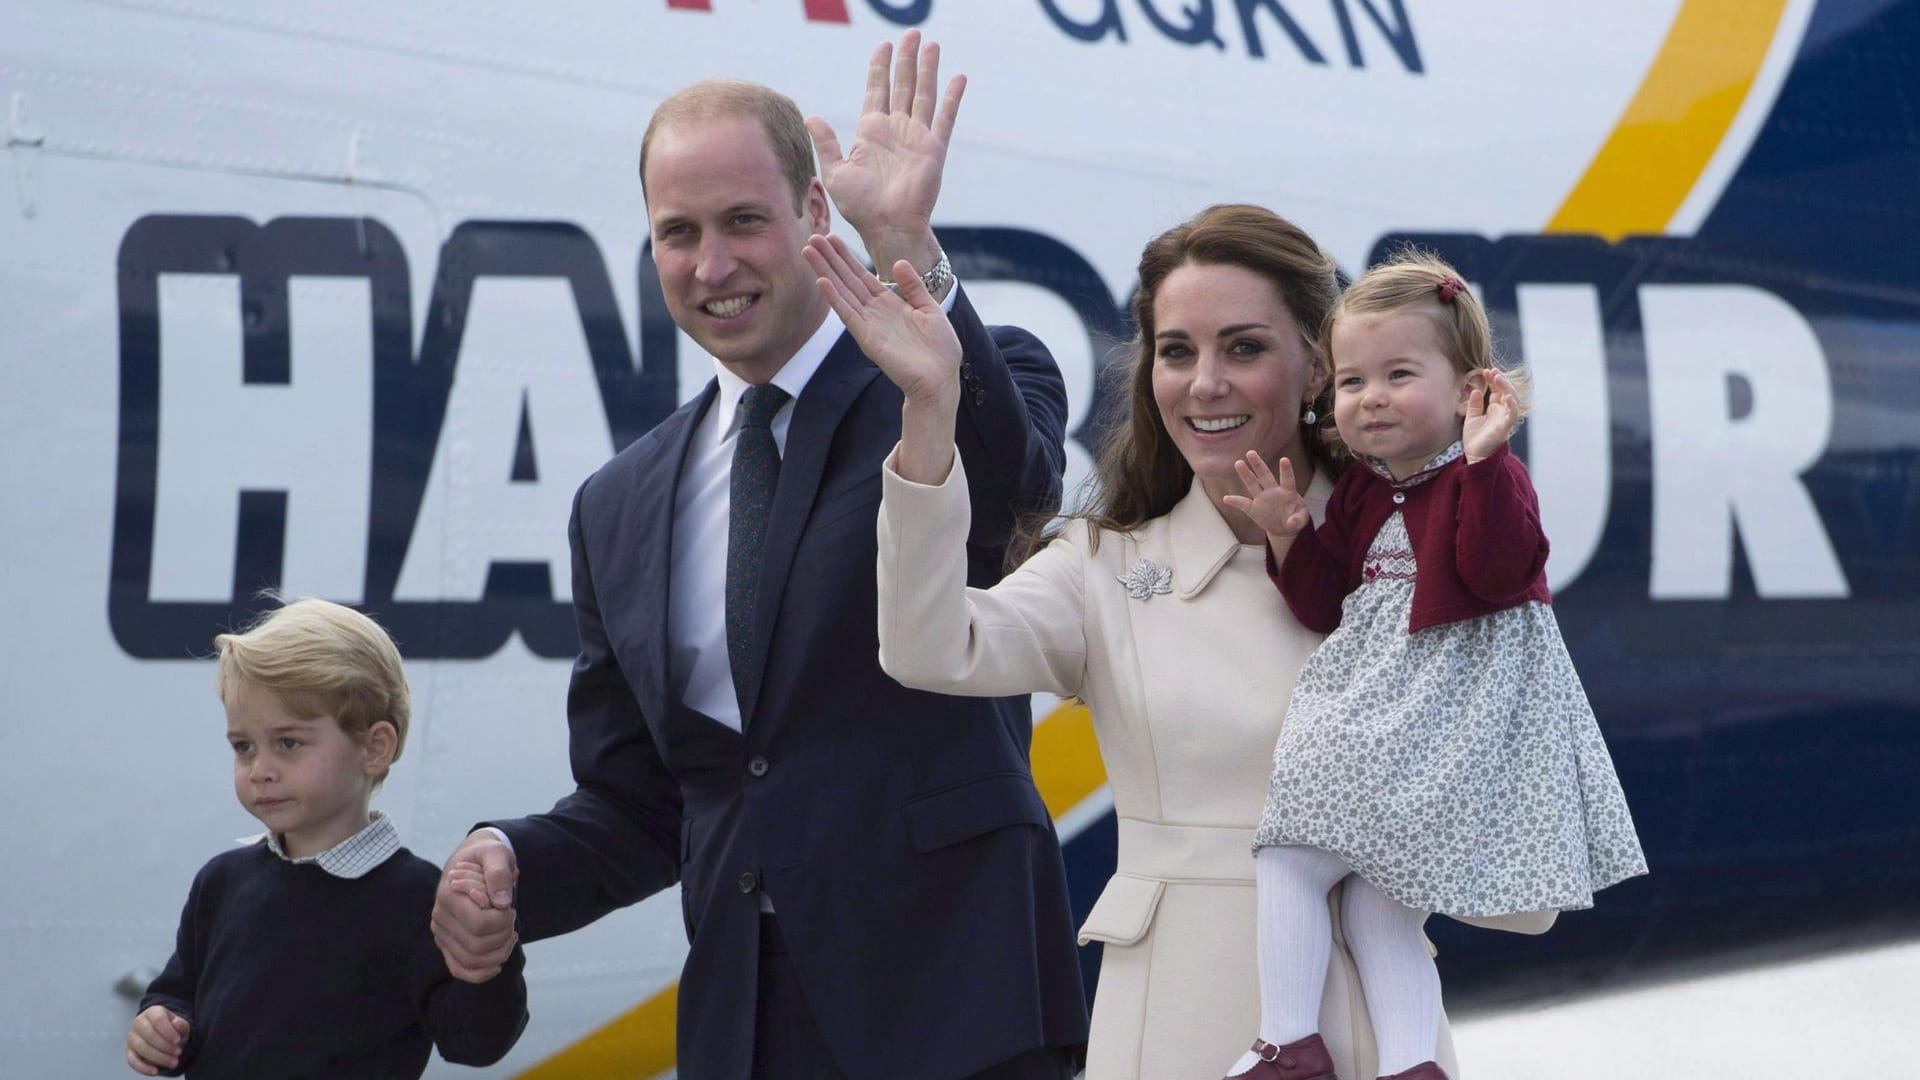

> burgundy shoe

[
  {"left": 1227, "top": 1033, "right": 1337, "bottom": 1080},
  {"left": 1376, "top": 1063, "right": 1448, "bottom": 1080}
]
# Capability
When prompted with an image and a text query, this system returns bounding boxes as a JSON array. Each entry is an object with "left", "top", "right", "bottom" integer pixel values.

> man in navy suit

[{"left": 429, "top": 32, "right": 1087, "bottom": 1079}]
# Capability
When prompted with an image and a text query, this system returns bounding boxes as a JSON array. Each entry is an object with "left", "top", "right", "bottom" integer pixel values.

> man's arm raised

[
  {"left": 806, "top": 29, "right": 962, "bottom": 297},
  {"left": 811, "top": 31, "right": 1067, "bottom": 539}
]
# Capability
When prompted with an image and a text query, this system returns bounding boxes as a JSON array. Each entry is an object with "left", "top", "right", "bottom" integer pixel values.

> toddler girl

[{"left": 1221, "top": 252, "right": 1647, "bottom": 1080}]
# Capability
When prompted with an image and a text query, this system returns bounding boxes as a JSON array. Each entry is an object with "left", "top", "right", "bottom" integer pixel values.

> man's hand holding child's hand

[{"left": 432, "top": 833, "right": 520, "bottom": 983}]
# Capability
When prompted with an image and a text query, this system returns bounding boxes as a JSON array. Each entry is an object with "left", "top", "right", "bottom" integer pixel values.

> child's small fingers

[
  {"left": 1274, "top": 456, "right": 1296, "bottom": 490},
  {"left": 1232, "top": 457, "right": 1260, "bottom": 491},
  {"left": 1245, "top": 451, "right": 1278, "bottom": 486},
  {"left": 127, "top": 1023, "right": 174, "bottom": 1065},
  {"left": 1220, "top": 494, "right": 1250, "bottom": 514},
  {"left": 133, "top": 1011, "right": 170, "bottom": 1044}
]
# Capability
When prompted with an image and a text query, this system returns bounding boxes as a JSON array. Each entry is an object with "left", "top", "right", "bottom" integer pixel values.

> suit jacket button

[
  {"left": 738, "top": 871, "right": 759, "bottom": 893},
  {"left": 748, "top": 756, "right": 770, "bottom": 778}
]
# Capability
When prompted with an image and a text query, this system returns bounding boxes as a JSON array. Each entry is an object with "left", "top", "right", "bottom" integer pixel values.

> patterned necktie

[{"left": 726, "top": 382, "right": 790, "bottom": 719}]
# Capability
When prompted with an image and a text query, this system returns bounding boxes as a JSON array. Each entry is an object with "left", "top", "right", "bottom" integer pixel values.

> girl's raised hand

[
  {"left": 1463, "top": 369, "right": 1521, "bottom": 463},
  {"left": 803, "top": 233, "right": 961, "bottom": 407},
  {"left": 1221, "top": 451, "right": 1310, "bottom": 543}
]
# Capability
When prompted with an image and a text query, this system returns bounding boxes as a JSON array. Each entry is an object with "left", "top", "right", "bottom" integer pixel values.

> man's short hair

[{"left": 639, "top": 79, "right": 818, "bottom": 211}]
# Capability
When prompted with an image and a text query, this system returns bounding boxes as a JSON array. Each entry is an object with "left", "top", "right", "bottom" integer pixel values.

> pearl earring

[{"left": 1302, "top": 407, "right": 1317, "bottom": 425}]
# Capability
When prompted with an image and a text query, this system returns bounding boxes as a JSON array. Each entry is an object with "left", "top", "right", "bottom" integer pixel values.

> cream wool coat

[{"left": 878, "top": 454, "right": 1551, "bottom": 1080}]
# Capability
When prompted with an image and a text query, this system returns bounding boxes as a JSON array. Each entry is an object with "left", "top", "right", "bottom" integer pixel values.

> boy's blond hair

[
  {"left": 215, "top": 598, "right": 410, "bottom": 780},
  {"left": 1322, "top": 248, "right": 1533, "bottom": 458}
]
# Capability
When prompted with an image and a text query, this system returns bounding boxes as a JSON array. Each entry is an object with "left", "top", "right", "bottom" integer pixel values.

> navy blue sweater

[{"left": 140, "top": 841, "right": 528, "bottom": 1079}]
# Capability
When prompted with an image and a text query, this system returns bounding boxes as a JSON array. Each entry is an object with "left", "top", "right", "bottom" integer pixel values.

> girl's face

[
  {"left": 1149, "top": 262, "right": 1324, "bottom": 485},
  {"left": 1329, "top": 310, "right": 1479, "bottom": 479}
]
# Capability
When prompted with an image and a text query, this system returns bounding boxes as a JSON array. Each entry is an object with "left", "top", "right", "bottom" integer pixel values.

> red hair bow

[{"left": 1437, "top": 276, "right": 1466, "bottom": 304}]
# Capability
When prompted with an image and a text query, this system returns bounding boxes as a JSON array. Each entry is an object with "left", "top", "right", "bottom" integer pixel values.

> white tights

[{"left": 1230, "top": 845, "right": 1440, "bottom": 1077}]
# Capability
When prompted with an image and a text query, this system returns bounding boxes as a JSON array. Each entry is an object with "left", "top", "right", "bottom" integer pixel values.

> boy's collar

[{"left": 240, "top": 811, "right": 401, "bottom": 879}]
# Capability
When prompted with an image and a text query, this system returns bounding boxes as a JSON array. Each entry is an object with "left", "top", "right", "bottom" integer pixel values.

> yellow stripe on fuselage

[
  {"left": 1547, "top": 0, "right": 1789, "bottom": 240},
  {"left": 511, "top": 981, "right": 677, "bottom": 1080}
]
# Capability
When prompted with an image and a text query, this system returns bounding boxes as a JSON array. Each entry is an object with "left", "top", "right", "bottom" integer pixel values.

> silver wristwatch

[{"left": 881, "top": 252, "right": 953, "bottom": 297}]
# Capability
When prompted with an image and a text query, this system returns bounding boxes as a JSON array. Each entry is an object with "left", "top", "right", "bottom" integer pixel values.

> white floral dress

[{"left": 1252, "top": 446, "right": 1647, "bottom": 918}]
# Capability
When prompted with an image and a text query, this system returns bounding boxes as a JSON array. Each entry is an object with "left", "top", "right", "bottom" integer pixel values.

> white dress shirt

[
  {"left": 671, "top": 284, "right": 958, "bottom": 732},
  {"left": 668, "top": 307, "right": 842, "bottom": 731}
]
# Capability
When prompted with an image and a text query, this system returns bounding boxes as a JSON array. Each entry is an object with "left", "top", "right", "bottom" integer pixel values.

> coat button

[
  {"left": 737, "top": 871, "right": 759, "bottom": 893},
  {"left": 747, "top": 756, "right": 769, "bottom": 778},
  {"left": 1392, "top": 491, "right": 1406, "bottom": 504}
]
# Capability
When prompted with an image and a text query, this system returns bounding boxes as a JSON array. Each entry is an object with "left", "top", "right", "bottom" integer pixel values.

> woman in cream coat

[{"left": 802, "top": 207, "right": 1549, "bottom": 1080}]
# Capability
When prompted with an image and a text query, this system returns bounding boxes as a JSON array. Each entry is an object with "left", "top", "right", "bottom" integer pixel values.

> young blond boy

[{"left": 127, "top": 599, "right": 527, "bottom": 1077}]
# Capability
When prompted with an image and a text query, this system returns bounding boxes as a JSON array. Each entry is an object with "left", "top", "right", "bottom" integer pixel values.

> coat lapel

[
  {"left": 1168, "top": 479, "right": 1244, "bottom": 600},
  {"left": 739, "top": 336, "right": 880, "bottom": 725},
  {"left": 620, "top": 380, "right": 716, "bottom": 724}
]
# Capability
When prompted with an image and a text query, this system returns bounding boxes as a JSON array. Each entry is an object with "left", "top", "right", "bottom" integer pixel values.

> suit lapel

[
  {"left": 739, "top": 335, "right": 880, "bottom": 726},
  {"left": 621, "top": 380, "right": 716, "bottom": 725}
]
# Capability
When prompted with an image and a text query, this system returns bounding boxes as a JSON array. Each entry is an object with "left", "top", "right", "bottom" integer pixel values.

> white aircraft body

[{"left": 7, "top": 1, "right": 1917, "bottom": 1076}]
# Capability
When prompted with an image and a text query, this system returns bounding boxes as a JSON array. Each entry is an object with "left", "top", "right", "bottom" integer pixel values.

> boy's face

[{"left": 225, "top": 679, "right": 382, "bottom": 860}]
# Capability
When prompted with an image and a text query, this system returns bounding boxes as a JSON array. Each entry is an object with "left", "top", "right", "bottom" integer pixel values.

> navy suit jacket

[{"left": 494, "top": 289, "right": 1089, "bottom": 1080}]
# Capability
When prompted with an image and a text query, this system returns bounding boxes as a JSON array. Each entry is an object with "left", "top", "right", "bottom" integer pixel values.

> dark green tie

[{"left": 727, "top": 383, "right": 790, "bottom": 718}]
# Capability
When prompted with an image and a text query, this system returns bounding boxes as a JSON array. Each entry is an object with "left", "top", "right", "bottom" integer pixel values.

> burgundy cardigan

[{"left": 1270, "top": 443, "right": 1552, "bottom": 634}]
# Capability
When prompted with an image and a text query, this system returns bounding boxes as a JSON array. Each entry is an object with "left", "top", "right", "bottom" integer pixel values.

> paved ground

[{"left": 1452, "top": 937, "right": 1920, "bottom": 1076}]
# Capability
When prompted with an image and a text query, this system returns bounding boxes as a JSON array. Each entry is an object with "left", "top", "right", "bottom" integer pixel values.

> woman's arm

[
  {"left": 878, "top": 451, "right": 1089, "bottom": 698},
  {"left": 808, "top": 229, "right": 1088, "bottom": 698},
  {"left": 803, "top": 233, "right": 963, "bottom": 484}
]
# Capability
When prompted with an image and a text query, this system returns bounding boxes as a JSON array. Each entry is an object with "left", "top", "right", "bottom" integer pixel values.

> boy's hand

[
  {"left": 445, "top": 859, "right": 489, "bottom": 905},
  {"left": 126, "top": 1005, "right": 188, "bottom": 1075},
  {"left": 1221, "top": 452, "right": 1310, "bottom": 544},
  {"left": 432, "top": 831, "right": 519, "bottom": 983}
]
